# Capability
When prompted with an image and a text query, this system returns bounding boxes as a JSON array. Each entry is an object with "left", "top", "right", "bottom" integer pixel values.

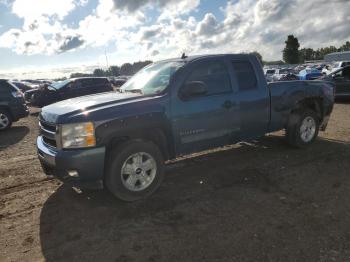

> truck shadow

[
  {"left": 39, "top": 135, "right": 350, "bottom": 261},
  {"left": 0, "top": 126, "right": 29, "bottom": 150}
]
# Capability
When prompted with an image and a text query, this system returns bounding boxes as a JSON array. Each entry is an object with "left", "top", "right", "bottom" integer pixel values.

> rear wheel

[
  {"left": 0, "top": 109, "right": 12, "bottom": 131},
  {"left": 286, "top": 109, "right": 319, "bottom": 148},
  {"left": 106, "top": 140, "right": 164, "bottom": 201}
]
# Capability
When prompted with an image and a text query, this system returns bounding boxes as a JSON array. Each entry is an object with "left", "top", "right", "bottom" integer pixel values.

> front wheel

[
  {"left": 106, "top": 140, "right": 164, "bottom": 201},
  {"left": 286, "top": 109, "right": 319, "bottom": 148}
]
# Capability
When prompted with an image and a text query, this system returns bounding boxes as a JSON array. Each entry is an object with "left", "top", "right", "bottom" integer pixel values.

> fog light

[{"left": 68, "top": 170, "right": 79, "bottom": 178}]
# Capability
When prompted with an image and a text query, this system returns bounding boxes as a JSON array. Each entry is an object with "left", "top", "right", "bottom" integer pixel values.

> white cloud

[
  {"left": 12, "top": 0, "right": 76, "bottom": 21},
  {"left": 1, "top": 0, "right": 350, "bottom": 64}
]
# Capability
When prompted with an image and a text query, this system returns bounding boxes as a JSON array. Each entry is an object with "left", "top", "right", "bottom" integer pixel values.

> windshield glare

[
  {"left": 50, "top": 79, "right": 71, "bottom": 90},
  {"left": 121, "top": 61, "right": 183, "bottom": 95}
]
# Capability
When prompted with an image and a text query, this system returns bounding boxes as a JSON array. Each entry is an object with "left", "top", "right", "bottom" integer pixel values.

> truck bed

[{"left": 268, "top": 80, "right": 333, "bottom": 132}]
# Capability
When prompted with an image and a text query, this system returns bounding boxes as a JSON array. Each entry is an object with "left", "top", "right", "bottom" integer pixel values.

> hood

[{"left": 40, "top": 91, "right": 145, "bottom": 123}]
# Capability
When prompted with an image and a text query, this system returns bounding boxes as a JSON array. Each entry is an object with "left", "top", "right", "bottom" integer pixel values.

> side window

[
  {"left": 232, "top": 61, "right": 258, "bottom": 91},
  {"left": 81, "top": 79, "right": 94, "bottom": 89},
  {"left": 185, "top": 61, "right": 232, "bottom": 96},
  {"left": 96, "top": 78, "right": 108, "bottom": 87},
  {"left": 73, "top": 80, "right": 83, "bottom": 89}
]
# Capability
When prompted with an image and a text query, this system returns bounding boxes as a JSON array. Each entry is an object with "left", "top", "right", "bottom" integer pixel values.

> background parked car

[
  {"left": 109, "top": 76, "right": 131, "bottom": 88},
  {"left": 263, "top": 68, "right": 276, "bottom": 82},
  {"left": 298, "top": 68, "right": 322, "bottom": 80},
  {"left": 25, "top": 77, "right": 113, "bottom": 107},
  {"left": 11, "top": 81, "right": 33, "bottom": 92},
  {"left": 322, "top": 65, "right": 350, "bottom": 98},
  {"left": 278, "top": 73, "right": 299, "bottom": 81},
  {"left": 0, "top": 79, "right": 29, "bottom": 130},
  {"left": 322, "top": 61, "right": 350, "bottom": 75},
  {"left": 272, "top": 68, "right": 294, "bottom": 81}
]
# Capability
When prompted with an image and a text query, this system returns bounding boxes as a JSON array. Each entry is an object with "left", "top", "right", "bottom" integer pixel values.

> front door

[{"left": 170, "top": 58, "right": 240, "bottom": 156}]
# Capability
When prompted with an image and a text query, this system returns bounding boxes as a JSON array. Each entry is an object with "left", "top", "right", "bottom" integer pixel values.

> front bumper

[{"left": 37, "top": 136, "right": 106, "bottom": 189}]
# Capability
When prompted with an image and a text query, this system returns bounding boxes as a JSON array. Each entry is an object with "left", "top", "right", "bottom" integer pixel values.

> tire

[
  {"left": 286, "top": 109, "right": 319, "bottom": 148},
  {"left": 0, "top": 109, "right": 12, "bottom": 131},
  {"left": 105, "top": 140, "right": 165, "bottom": 201}
]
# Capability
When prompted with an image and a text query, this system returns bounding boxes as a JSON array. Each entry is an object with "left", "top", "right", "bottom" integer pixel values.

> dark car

[
  {"left": 322, "top": 66, "right": 350, "bottom": 98},
  {"left": 25, "top": 77, "right": 113, "bottom": 107},
  {"left": 0, "top": 79, "right": 29, "bottom": 130},
  {"left": 11, "top": 81, "right": 32, "bottom": 92},
  {"left": 37, "top": 54, "right": 334, "bottom": 201}
]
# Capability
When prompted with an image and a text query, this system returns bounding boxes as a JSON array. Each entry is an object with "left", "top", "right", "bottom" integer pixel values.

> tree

[
  {"left": 70, "top": 72, "right": 92, "bottom": 78},
  {"left": 250, "top": 51, "right": 263, "bottom": 65},
  {"left": 119, "top": 63, "right": 133, "bottom": 76},
  {"left": 299, "top": 48, "right": 314, "bottom": 63},
  {"left": 93, "top": 68, "right": 105, "bottom": 77},
  {"left": 283, "top": 35, "right": 300, "bottom": 64},
  {"left": 339, "top": 41, "right": 350, "bottom": 52},
  {"left": 107, "top": 66, "right": 120, "bottom": 76}
]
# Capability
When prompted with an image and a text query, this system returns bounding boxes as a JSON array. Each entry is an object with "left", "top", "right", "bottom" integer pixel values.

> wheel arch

[
  {"left": 0, "top": 105, "right": 13, "bottom": 120},
  {"left": 290, "top": 97, "right": 324, "bottom": 123}
]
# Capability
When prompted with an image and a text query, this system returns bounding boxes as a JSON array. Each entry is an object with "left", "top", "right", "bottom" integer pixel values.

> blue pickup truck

[{"left": 37, "top": 54, "right": 334, "bottom": 201}]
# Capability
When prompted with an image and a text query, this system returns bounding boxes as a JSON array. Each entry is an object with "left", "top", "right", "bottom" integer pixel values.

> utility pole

[{"left": 105, "top": 50, "right": 109, "bottom": 70}]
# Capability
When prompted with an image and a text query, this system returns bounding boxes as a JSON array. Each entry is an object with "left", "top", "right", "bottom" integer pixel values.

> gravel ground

[{"left": 0, "top": 102, "right": 350, "bottom": 262}]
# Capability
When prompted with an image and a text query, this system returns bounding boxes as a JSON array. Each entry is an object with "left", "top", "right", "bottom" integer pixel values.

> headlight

[{"left": 60, "top": 122, "right": 96, "bottom": 149}]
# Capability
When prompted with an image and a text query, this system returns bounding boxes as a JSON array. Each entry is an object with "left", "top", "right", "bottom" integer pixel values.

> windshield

[
  {"left": 266, "top": 70, "right": 275, "bottom": 74},
  {"left": 121, "top": 61, "right": 184, "bottom": 95},
  {"left": 50, "top": 79, "right": 71, "bottom": 90}
]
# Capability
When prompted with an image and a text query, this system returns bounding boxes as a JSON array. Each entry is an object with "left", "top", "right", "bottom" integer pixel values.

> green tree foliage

[
  {"left": 70, "top": 72, "right": 92, "bottom": 78},
  {"left": 93, "top": 68, "right": 105, "bottom": 77},
  {"left": 119, "top": 63, "right": 133, "bottom": 76},
  {"left": 108, "top": 66, "right": 120, "bottom": 76},
  {"left": 283, "top": 35, "right": 300, "bottom": 64},
  {"left": 299, "top": 41, "right": 350, "bottom": 62},
  {"left": 69, "top": 61, "right": 153, "bottom": 79}
]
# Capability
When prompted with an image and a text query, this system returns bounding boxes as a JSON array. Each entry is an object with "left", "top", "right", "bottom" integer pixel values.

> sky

[{"left": 0, "top": 0, "right": 349, "bottom": 79}]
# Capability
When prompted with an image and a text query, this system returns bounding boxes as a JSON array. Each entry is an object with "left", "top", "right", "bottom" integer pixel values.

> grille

[
  {"left": 40, "top": 121, "right": 56, "bottom": 133},
  {"left": 39, "top": 119, "right": 57, "bottom": 148}
]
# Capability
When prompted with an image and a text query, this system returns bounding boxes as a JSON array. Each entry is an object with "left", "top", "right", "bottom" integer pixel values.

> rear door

[
  {"left": 170, "top": 57, "right": 240, "bottom": 155},
  {"left": 229, "top": 58, "right": 270, "bottom": 139},
  {"left": 69, "top": 79, "right": 92, "bottom": 98}
]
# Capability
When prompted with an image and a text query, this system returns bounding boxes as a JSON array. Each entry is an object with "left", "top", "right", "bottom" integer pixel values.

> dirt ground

[{"left": 1, "top": 102, "right": 350, "bottom": 262}]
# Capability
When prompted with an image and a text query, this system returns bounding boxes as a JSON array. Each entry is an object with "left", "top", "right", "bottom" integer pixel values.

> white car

[
  {"left": 322, "top": 61, "right": 350, "bottom": 75},
  {"left": 271, "top": 68, "right": 293, "bottom": 82},
  {"left": 264, "top": 68, "right": 276, "bottom": 82}
]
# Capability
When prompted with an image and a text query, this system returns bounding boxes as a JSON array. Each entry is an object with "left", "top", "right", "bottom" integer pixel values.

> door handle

[{"left": 222, "top": 100, "right": 234, "bottom": 109}]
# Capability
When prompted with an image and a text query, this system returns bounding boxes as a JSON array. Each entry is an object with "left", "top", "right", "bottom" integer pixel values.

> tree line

[
  {"left": 70, "top": 60, "right": 152, "bottom": 78},
  {"left": 67, "top": 36, "right": 350, "bottom": 80},
  {"left": 283, "top": 35, "right": 350, "bottom": 64}
]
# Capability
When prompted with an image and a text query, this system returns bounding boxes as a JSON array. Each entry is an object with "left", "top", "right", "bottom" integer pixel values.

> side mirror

[{"left": 181, "top": 81, "right": 208, "bottom": 98}]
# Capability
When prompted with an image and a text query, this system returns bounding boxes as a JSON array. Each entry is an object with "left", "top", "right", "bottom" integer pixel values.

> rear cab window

[{"left": 231, "top": 61, "right": 258, "bottom": 91}]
